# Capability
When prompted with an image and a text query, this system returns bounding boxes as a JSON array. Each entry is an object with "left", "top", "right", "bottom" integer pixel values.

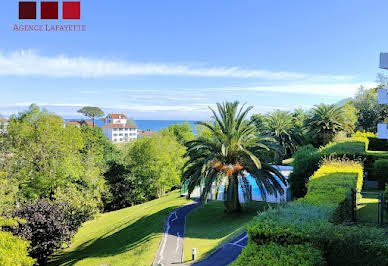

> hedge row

[
  {"left": 232, "top": 242, "right": 325, "bottom": 266},
  {"left": 236, "top": 160, "right": 388, "bottom": 265},
  {"left": 246, "top": 204, "right": 388, "bottom": 266},
  {"left": 296, "top": 161, "right": 363, "bottom": 223},
  {"left": 290, "top": 136, "right": 388, "bottom": 199}
]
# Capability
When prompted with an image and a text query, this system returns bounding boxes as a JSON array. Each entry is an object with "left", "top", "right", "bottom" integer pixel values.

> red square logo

[
  {"left": 19, "top": 2, "right": 36, "bottom": 19},
  {"left": 41, "top": 1, "right": 58, "bottom": 19},
  {"left": 63, "top": 2, "right": 80, "bottom": 19}
]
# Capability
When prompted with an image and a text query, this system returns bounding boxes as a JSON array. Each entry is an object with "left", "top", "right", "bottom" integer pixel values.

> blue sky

[{"left": 0, "top": 0, "right": 386, "bottom": 120}]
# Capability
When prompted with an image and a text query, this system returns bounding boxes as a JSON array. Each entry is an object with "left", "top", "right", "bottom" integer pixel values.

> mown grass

[
  {"left": 183, "top": 201, "right": 274, "bottom": 263},
  {"left": 49, "top": 191, "right": 190, "bottom": 266}
]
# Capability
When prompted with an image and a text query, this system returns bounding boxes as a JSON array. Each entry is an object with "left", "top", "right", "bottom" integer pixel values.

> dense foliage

[
  {"left": 0, "top": 217, "right": 35, "bottom": 266},
  {"left": 288, "top": 145, "right": 321, "bottom": 199},
  {"left": 296, "top": 160, "right": 363, "bottom": 223},
  {"left": 183, "top": 101, "right": 285, "bottom": 213},
  {"left": 374, "top": 159, "right": 388, "bottom": 189},
  {"left": 7, "top": 199, "right": 73, "bottom": 264},
  {"left": 232, "top": 242, "right": 325, "bottom": 266}
]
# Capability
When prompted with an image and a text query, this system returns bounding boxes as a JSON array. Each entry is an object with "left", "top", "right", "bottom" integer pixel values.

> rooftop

[
  {"left": 108, "top": 113, "right": 127, "bottom": 119},
  {"left": 102, "top": 123, "right": 137, "bottom": 129}
]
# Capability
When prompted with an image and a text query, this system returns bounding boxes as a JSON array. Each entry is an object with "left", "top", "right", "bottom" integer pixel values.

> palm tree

[
  {"left": 182, "top": 101, "right": 286, "bottom": 213},
  {"left": 305, "top": 104, "right": 345, "bottom": 145},
  {"left": 262, "top": 110, "right": 302, "bottom": 161}
]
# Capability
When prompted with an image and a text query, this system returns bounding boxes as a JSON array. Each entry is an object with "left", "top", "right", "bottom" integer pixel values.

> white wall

[
  {"left": 378, "top": 123, "right": 388, "bottom": 139},
  {"left": 380, "top": 53, "right": 388, "bottom": 70},
  {"left": 378, "top": 88, "right": 388, "bottom": 104}
]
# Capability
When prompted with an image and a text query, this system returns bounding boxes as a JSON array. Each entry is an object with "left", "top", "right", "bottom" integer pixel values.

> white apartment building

[
  {"left": 378, "top": 53, "right": 388, "bottom": 139},
  {"left": 0, "top": 118, "right": 8, "bottom": 134},
  {"left": 102, "top": 113, "right": 137, "bottom": 143}
]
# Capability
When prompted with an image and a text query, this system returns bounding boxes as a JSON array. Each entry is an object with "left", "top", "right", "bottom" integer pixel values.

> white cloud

[{"left": 0, "top": 50, "right": 353, "bottom": 81}]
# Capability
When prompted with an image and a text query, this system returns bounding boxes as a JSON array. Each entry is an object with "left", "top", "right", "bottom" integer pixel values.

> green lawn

[
  {"left": 49, "top": 191, "right": 191, "bottom": 266},
  {"left": 357, "top": 189, "right": 385, "bottom": 224},
  {"left": 183, "top": 201, "right": 274, "bottom": 263}
]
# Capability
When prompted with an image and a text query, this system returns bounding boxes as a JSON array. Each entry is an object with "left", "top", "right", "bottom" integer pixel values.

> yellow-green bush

[
  {"left": 297, "top": 160, "right": 363, "bottom": 223},
  {"left": 0, "top": 218, "right": 35, "bottom": 266}
]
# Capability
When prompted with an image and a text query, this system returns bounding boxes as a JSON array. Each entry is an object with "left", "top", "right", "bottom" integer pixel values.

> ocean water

[{"left": 65, "top": 119, "right": 199, "bottom": 132}]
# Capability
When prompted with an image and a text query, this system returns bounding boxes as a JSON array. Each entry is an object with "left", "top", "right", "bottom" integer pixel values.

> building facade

[
  {"left": 378, "top": 53, "right": 388, "bottom": 139},
  {"left": 0, "top": 118, "right": 8, "bottom": 134},
  {"left": 102, "top": 114, "right": 137, "bottom": 143}
]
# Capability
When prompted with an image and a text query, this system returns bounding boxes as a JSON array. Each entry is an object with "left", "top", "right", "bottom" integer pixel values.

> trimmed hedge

[
  {"left": 296, "top": 161, "right": 363, "bottom": 223},
  {"left": 232, "top": 242, "right": 325, "bottom": 266},
  {"left": 368, "top": 137, "right": 388, "bottom": 151},
  {"left": 288, "top": 145, "right": 321, "bottom": 199},
  {"left": 374, "top": 159, "right": 388, "bottom": 189},
  {"left": 247, "top": 204, "right": 388, "bottom": 266}
]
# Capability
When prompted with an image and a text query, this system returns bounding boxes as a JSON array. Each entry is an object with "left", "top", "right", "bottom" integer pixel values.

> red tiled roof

[
  {"left": 65, "top": 121, "right": 80, "bottom": 125},
  {"left": 102, "top": 123, "right": 137, "bottom": 129},
  {"left": 0, "top": 118, "right": 8, "bottom": 122},
  {"left": 139, "top": 131, "right": 157, "bottom": 136},
  {"left": 108, "top": 113, "right": 127, "bottom": 119}
]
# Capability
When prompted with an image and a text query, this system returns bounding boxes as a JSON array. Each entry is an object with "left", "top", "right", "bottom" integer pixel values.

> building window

[
  {"left": 113, "top": 128, "right": 117, "bottom": 131},
  {"left": 120, "top": 138, "right": 123, "bottom": 141},
  {"left": 119, "top": 128, "right": 123, "bottom": 131},
  {"left": 125, "top": 133, "right": 128, "bottom": 137},
  {"left": 113, "top": 134, "right": 117, "bottom": 136}
]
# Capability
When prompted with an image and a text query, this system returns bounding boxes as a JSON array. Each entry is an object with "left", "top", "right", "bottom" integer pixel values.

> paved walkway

[
  {"left": 192, "top": 232, "right": 248, "bottom": 266},
  {"left": 154, "top": 201, "right": 201, "bottom": 266}
]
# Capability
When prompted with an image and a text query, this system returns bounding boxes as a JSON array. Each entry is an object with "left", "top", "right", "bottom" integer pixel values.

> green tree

[
  {"left": 1, "top": 105, "right": 107, "bottom": 209},
  {"left": 262, "top": 110, "right": 302, "bottom": 161},
  {"left": 183, "top": 101, "right": 286, "bottom": 213},
  {"left": 161, "top": 123, "right": 194, "bottom": 145},
  {"left": 340, "top": 100, "right": 358, "bottom": 134},
  {"left": 77, "top": 106, "right": 105, "bottom": 127},
  {"left": 124, "top": 134, "right": 185, "bottom": 199},
  {"left": 353, "top": 87, "right": 388, "bottom": 132},
  {"left": 305, "top": 104, "right": 345, "bottom": 146}
]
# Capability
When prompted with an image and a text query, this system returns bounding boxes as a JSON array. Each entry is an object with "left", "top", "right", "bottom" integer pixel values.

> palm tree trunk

[{"left": 224, "top": 174, "right": 241, "bottom": 213}]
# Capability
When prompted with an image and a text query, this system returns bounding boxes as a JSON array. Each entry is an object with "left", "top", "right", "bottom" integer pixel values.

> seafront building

[
  {"left": 378, "top": 53, "right": 388, "bottom": 139},
  {"left": 102, "top": 113, "right": 137, "bottom": 143},
  {"left": 0, "top": 118, "right": 8, "bottom": 134}
]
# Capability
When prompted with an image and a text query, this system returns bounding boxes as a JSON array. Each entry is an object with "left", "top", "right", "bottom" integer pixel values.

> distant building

[
  {"left": 102, "top": 113, "right": 137, "bottom": 143},
  {"left": 0, "top": 118, "right": 8, "bottom": 133},
  {"left": 138, "top": 129, "right": 157, "bottom": 138},
  {"left": 63, "top": 120, "right": 94, "bottom": 128}
]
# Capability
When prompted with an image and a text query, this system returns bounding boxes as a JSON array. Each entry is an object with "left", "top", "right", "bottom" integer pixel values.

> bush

[
  {"left": 247, "top": 204, "right": 388, "bottom": 266},
  {"left": 232, "top": 242, "right": 325, "bottom": 266},
  {"left": 374, "top": 159, "right": 388, "bottom": 189},
  {"left": 319, "top": 137, "right": 368, "bottom": 155},
  {"left": 296, "top": 160, "right": 363, "bottom": 223},
  {"left": 0, "top": 217, "right": 35, "bottom": 266},
  {"left": 367, "top": 137, "right": 388, "bottom": 151},
  {"left": 7, "top": 199, "right": 73, "bottom": 264},
  {"left": 288, "top": 145, "right": 321, "bottom": 199}
]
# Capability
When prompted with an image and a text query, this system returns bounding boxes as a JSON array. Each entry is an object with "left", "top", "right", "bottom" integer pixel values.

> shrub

[
  {"left": 288, "top": 145, "right": 321, "bottom": 199},
  {"left": 0, "top": 218, "right": 35, "bottom": 266},
  {"left": 247, "top": 204, "right": 388, "bottom": 266},
  {"left": 352, "top": 131, "right": 376, "bottom": 138},
  {"left": 296, "top": 160, "right": 363, "bottom": 223},
  {"left": 7, "top": 199, "right": 72, "bottom": 264},
  {"left": 232, "top": 242, "right": 325, "bottom": 266},
  {"left": 374, "top": 159, "right": 388, "bottom": 189},
  {"left": 319, "top": 137, "right": 368, "bottom": 155},
  {"left": 367, "top": 137, "right": 388, "bottom": 151}
]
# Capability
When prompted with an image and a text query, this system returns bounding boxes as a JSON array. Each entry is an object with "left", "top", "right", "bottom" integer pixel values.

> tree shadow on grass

[{"left": 48, "top": 206, "right": 179, "bottom": 266}]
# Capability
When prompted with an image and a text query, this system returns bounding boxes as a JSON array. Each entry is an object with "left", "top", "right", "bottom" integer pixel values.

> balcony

[
  {"left": 378, "top": 88, "right": 388, "bottom": 104},
  {"left": 377, "top": 123, "right": 388, "bottom": 139},
  {"left": 380, "top": 53, "right": 388, "bottom": 70}
]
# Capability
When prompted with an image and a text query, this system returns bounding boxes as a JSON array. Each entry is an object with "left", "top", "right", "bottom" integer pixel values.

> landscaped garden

[
  {"left": 1, "top": 86, "right": 388, "bottom": 265},
  {"left": 49, "top": 191, "right": 190, "bottom": 266}
]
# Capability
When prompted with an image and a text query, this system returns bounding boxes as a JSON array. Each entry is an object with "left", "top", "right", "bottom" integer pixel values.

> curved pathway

[
  {"left": 154, "top": 201, "right": 201, "bottom": 266},
  {"left": 192, "top": 232, "right": 247, "bottom": 266}
]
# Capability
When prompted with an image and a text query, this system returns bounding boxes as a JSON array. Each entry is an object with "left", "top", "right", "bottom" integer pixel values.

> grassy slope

[
  {"left": 49, "top": 191, "right": 190, "bottom": 266},
  {"left": 183, "top": 201, "right": 273, "bottom": 263}
]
